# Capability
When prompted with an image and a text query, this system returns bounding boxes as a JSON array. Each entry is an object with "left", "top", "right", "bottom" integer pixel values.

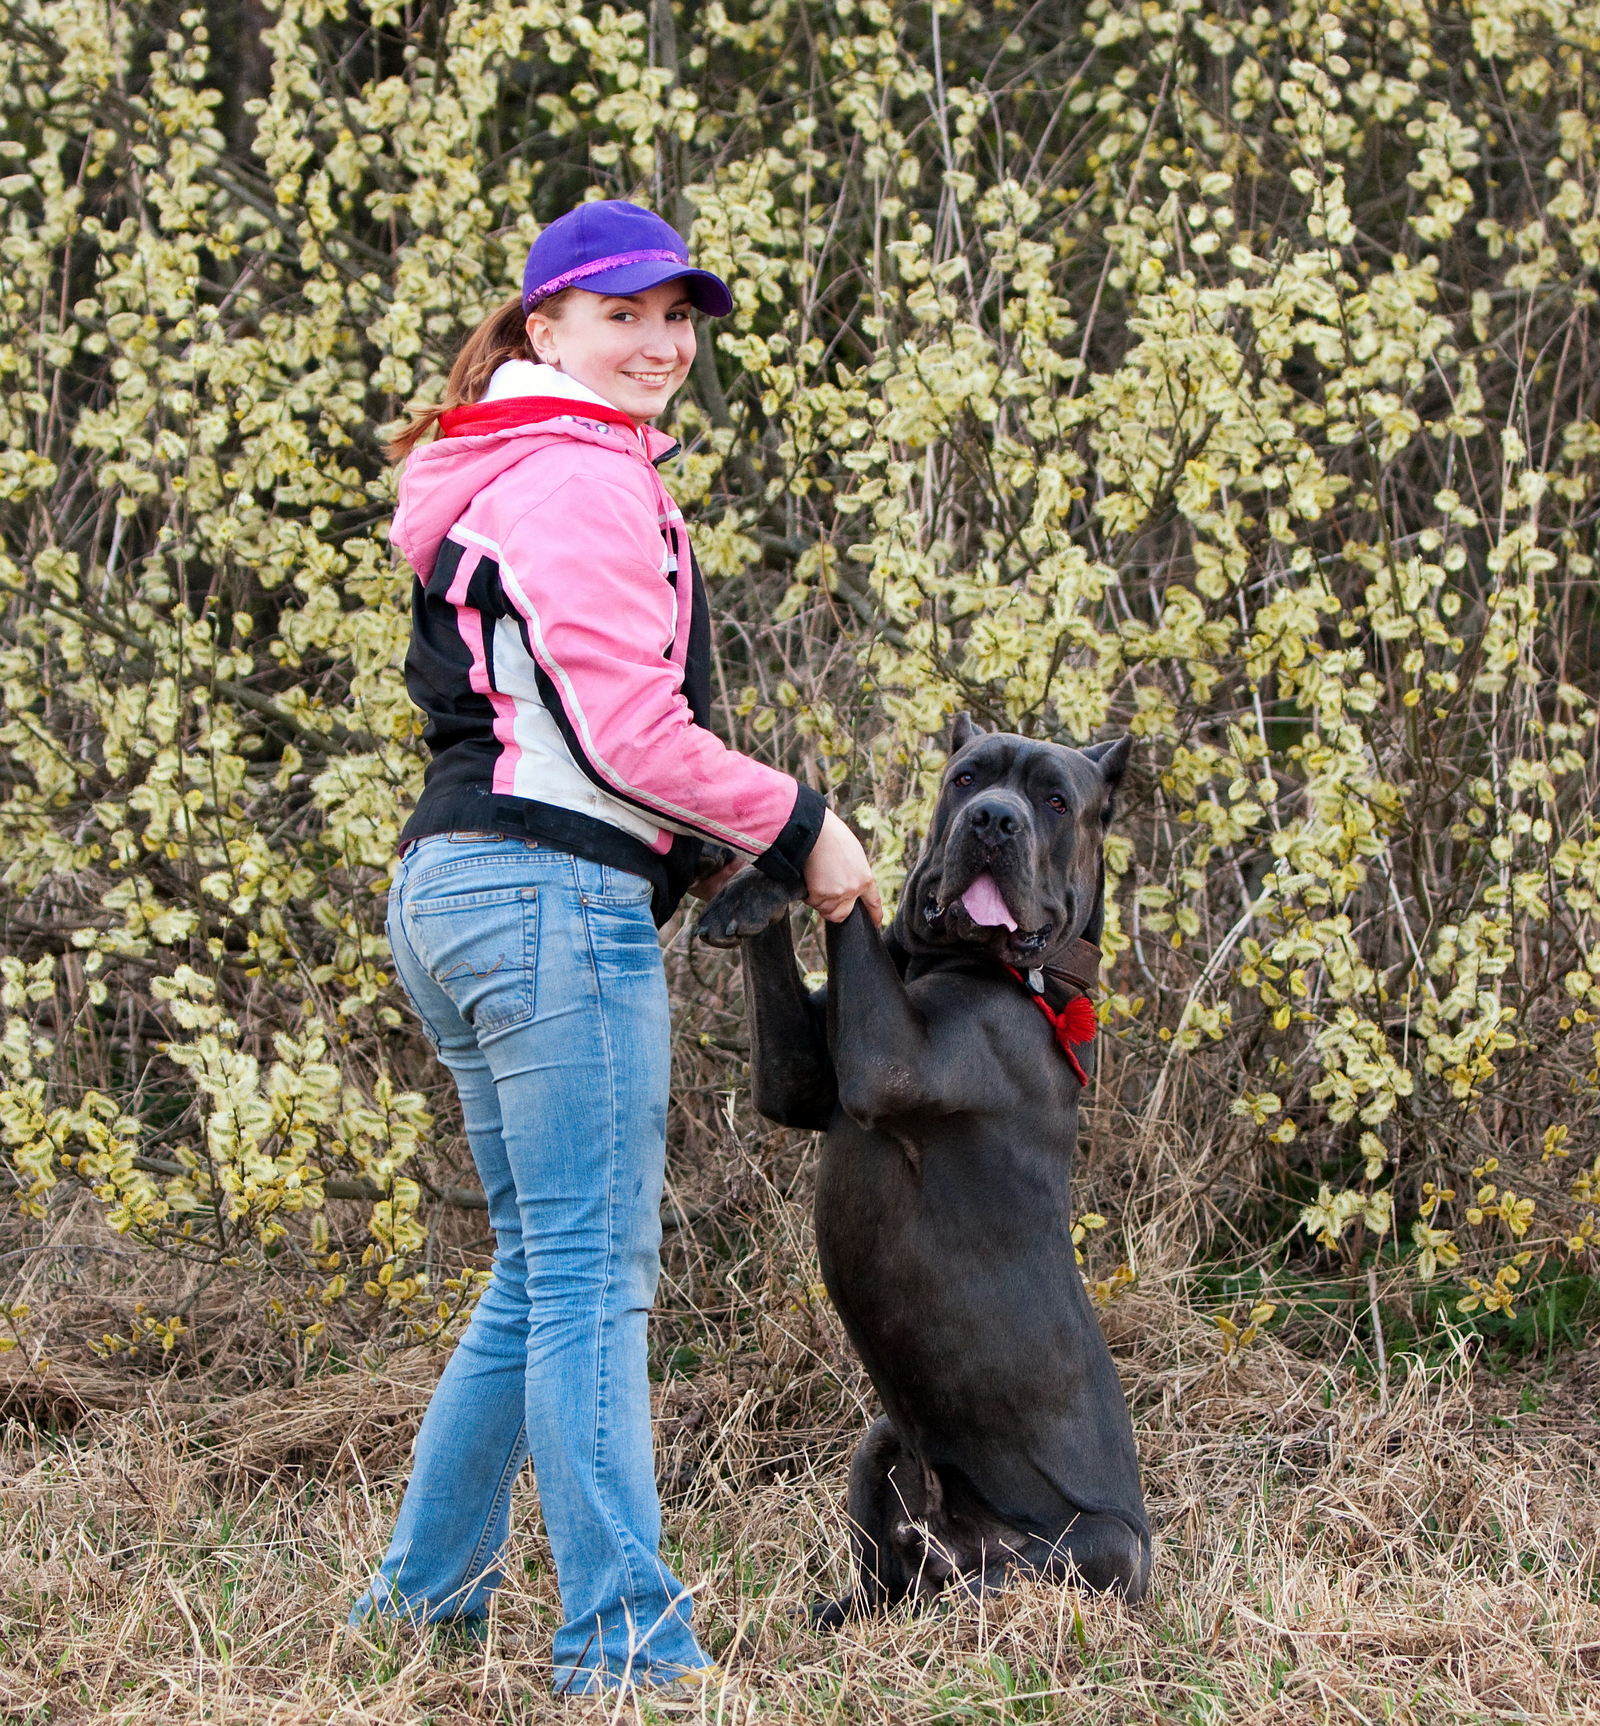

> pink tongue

[{"left": 960, "top": 873, "right": 1017, "bottom": 931}]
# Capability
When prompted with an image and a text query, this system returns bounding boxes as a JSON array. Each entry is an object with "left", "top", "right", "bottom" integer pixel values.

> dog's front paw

[{"left": 695, "top": 867, "right": 800, "bottom": 947}]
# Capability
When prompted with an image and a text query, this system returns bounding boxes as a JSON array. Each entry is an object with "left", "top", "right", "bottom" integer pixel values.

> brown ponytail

[{"left": 386, "top": 290, "right": 573, "bottom": 461}]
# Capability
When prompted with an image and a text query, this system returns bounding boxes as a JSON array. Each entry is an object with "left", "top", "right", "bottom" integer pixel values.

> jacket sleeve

[{"left": 494, "top": 471, "right": 825, "bottom": 882}]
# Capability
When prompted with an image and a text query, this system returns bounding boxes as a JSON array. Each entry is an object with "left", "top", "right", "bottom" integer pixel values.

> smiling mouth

[{"left": 622, "top": 370, "right": 674, "bottom": 387}]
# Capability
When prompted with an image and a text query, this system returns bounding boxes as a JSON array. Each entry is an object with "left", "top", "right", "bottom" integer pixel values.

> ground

[{"left": 1, "top": 1266, "right": 1595, "bottom": 1726}]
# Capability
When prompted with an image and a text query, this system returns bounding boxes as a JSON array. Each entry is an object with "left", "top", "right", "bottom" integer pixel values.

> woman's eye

[{"left": 953, "top": 772, "right": 974, "bottom": 787}]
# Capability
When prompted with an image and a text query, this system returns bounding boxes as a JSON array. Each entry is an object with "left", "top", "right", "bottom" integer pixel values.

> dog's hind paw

[
  {"left": 808, "top": 1593, "right": 853, "bottom": 1632},
  {"left": 695, "top": 867, "right": 801, "bottom": 947}
]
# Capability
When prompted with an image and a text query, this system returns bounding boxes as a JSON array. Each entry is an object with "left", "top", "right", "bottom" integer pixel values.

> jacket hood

[{"left": 392, "top": 365, "right": 679, "bottom": 580}]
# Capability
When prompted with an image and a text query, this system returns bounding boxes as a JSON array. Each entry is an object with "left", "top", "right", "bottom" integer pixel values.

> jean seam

[
  {"left": 388, "top": 873, "right": 442, "bottom": 1053},
  {"left": 584, "top": 893, "right": 652, "bottom": 1665},
  {"left": 458, "top": 1419, "right": 529, "bottom": 1606}
]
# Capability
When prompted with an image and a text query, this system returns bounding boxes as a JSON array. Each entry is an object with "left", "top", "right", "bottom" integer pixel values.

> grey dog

[{"left": 697, "top": 714, "right": 1151, "bottom": 1618}]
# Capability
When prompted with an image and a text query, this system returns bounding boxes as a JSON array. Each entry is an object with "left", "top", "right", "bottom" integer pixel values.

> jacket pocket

[{"left": 405, "top": 885, "right": 539, "bottom": 1036}]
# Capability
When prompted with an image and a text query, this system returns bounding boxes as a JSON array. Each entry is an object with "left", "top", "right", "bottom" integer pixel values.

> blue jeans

[{"left": 349, "top": 835, "right": 708, "bottom": 1692}]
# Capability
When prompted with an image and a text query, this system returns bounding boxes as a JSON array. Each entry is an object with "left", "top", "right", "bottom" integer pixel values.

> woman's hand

[
  {"left": 805, "top": 809, "right": 882, "bottom": 926},
  {"left": 687, "top": 857, "right": 744, "bottom": 901}
]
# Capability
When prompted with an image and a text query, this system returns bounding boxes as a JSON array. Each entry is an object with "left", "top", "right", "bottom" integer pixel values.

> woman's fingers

[{"left": 803, "top": 810, "right": 881, "bottom": 925}]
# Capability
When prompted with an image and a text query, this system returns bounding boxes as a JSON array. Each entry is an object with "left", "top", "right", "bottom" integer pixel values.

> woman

[{"left": 350, "top": 199, "right": 879, "bottom": 1693}]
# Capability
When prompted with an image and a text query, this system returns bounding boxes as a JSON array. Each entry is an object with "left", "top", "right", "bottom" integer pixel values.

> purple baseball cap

[{"left": 521, "top": 200, "right": 733, "bottom": 317}]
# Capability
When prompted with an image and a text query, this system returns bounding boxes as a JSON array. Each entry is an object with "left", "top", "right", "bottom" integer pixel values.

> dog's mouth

[
  {"left": 957, "top": 872, "right": 1016, "bottom": 930},
  {"left": 922, "top": 872, "right": 1054, "bottom": 957}
]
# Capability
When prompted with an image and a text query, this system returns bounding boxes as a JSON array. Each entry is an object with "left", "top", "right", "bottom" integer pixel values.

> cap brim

[{"left": 539, "top": 260, "right": 734, "bottom": 317}]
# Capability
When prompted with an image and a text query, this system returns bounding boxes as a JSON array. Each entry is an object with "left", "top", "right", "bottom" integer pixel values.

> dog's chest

[{"left": 912, "top": 978, "right": 1087, "bottom": 1112}]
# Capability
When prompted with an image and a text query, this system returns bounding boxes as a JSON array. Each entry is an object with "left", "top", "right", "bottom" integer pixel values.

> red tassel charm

[{"left": 1008, "top": 968, "right": 1097, "bottom": 1086}]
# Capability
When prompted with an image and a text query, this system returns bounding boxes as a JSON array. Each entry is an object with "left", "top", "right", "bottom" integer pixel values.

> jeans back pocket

[
  {"left": 405, "top": 885, "right": 539, "bottom": 1036},
  {"left": 594, "top": 864, "right": 655, "bottom": 907}
]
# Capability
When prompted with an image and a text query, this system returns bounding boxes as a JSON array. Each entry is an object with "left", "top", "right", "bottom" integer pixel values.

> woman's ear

[{"left": 525, "top": 311, "right": 560, "bottom": 368}]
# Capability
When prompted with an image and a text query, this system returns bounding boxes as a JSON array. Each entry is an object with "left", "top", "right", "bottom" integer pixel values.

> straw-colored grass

[{"left": 3, "top": 1217, "right": 1596, "bottom": 1726}]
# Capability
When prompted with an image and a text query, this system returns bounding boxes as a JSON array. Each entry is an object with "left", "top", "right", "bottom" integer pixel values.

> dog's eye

[
  {"left": 1048, "top": 793, "right": 1069, "bottom": 814},
  {"left": 953, "top": 772, "right": 974, "bottom": 787}
]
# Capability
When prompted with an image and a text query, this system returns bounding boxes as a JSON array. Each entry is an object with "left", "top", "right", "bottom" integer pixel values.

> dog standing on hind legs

[{"left": 698, "top": 714, "right": 1152, "bottom": 1619}]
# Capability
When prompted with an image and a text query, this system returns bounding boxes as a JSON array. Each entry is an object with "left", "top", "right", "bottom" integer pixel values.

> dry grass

[
  {"left": 2, "top": 1218, "right": 1596, "bottom": 1726},
  {"left": 3, "top": 974, "right": 1596, "bottom": 1724}
]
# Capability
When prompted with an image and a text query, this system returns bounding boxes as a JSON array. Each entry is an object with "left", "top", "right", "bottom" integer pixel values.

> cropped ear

[
  {"left": 950, "top": 712, "right": 982, "bottom": 752},
  {"left": 1082, "top": 734, "right": 1132, "bottom": 787}
]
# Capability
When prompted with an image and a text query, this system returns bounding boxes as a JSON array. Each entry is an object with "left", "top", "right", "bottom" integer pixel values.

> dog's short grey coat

[{"left": 698, "top": 716, "right": 1151, "bottom": 1616}]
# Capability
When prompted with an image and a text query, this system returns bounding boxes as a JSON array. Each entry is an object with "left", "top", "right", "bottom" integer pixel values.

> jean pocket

[
  {"left": 592, "top": 864, "right": 655, "bottom": 907},
  {"left": 406, "top": 885, "right": 539, "bottom": 1036},
  {"left": 582, "top": 895, "right": 664, "bottom": 988}
]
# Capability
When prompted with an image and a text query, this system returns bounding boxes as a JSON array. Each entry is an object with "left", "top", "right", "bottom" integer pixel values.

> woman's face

[{"left": 525, "top": 280, "right": 698, "bottom": 422}]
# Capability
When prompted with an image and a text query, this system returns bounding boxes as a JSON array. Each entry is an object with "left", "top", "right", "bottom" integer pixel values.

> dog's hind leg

[
  {"left": 937, "top": 1512, "right": 1149, "bottom": 1608},
  {"left": 1030, "top": 1511, "right": 1151, "bottom": 1601},
  {"left": 812, "top": 1418, "right": 921, "bottom": 1626}
]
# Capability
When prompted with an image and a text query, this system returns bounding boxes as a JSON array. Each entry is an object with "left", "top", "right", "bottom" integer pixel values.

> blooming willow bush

[{"left": 0, "top": 0, "right": 1596, "bottom": 1361}]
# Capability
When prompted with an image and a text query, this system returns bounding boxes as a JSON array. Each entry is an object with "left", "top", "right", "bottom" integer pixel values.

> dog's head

[{"left": 894, "top": 715, "right": 1131, "bottom": 968}]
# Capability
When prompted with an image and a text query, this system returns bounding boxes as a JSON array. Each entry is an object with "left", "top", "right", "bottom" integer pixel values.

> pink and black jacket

[{"left": 392, "top": 363, "right": 824, "bottom": 923}]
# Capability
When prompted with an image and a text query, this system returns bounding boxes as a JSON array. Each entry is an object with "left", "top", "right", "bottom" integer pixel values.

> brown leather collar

[{"left": 1042, "top": 936, "right": 1102, "bottom": 996}]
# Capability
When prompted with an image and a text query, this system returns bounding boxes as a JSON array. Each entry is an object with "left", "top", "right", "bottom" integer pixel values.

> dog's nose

[{"left": 969, "top": 798, "right": 1021, "bottom": 837}]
